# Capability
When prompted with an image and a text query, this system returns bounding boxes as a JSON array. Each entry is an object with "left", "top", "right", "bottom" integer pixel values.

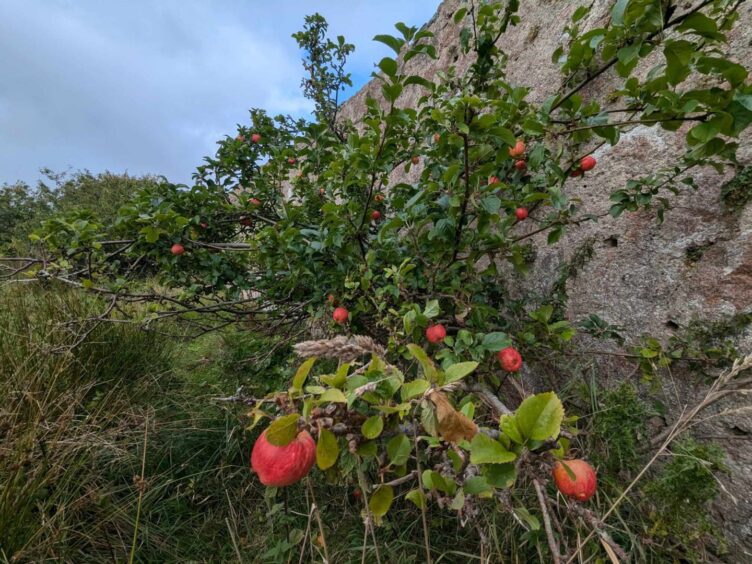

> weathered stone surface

[{"left": 341, "top": 0, "right": 752, "bottom": 556}]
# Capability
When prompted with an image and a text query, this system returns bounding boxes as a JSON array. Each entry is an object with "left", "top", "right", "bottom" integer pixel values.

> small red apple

[
  {"left": 251, "top": 133, "right": 261, "bottom": 144},
  {"left": 371, "top": 210, "right": 381, "bottom": 221},
  {"left": 333, "top": 307, "right": 349, "bottom": 324},
  {"left": 514, "top": 159, "right": 527, "bottom": 171},
  {"left": 497, "top": 347, "right": 522, "bottom": 372},
  {"left": 580, "top": 155, "right": 596, "bottom": 171},
  {"left": 250, "top": 429, "right": 316, "bottom": 487},
  {"left": 412, "top": 155, "right": 420, "bottom": 165},
  {"left": 515, "top": 207, "right": 529, "bottom": 221},
  {"left": 240, "top": 217, "right": 252, "bottom": 227},
  {"left": 288, "top": 157, "right": 296, "bottom": 165},
  {"left": 508, "top": 139, "right": 526, "bottom": 158},
  {"left": 552, "top": 460, "right": 597, "bottom": 502},
  {"left": 170, "top": 243, "right": 185, "bottom": 255},
  {"left": 353, "top": 488, "right": 362, "bottom": 499},
  {"left": 327, "top": 293, "right": 338, "bottom": 305},
  {"left": 319, "top": 187, "right": 325, "bottom": 195},
  {"left": 236, "top": 134, "right": 245, "bottom": 142},
  {"left": 433, "top": 133, "right": 441, "bottom": 143},
  {"left": 426, "top": 324, "right": 447, "bottom": 344},
  {"left": 199, "top": 222, "right": 208, "bottom": 229},
  {"left": 488, "top": 175, "right": 500, "bottom": 185},
  {"left": 249, "top": 198, "right": 261, "bottom": 206},
  {"left": 570, "top": 168, "right": 582, "bottom": 177}
]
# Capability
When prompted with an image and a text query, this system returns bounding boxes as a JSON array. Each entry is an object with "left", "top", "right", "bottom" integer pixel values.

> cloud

[{"left": 0, "top": 0, "right": 438, "bottom": 186}]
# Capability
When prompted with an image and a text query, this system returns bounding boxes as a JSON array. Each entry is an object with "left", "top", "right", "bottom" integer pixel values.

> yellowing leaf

[
  {"left": 427, "top": 390, "right": 477, "bottom": 443},
  {"left": 468, "top": 433, "right": 516, "bottom": 464},
  {"left": 265, "top": 414, "right": 299, "bottom": 446},
  {"left": 292, "top": 357, "right": 316, "bottom": 392},
  {"left": 369, "top": 485, "right": 394, "bottom": 517},
  {"left": 316, "top": 428, "right": 339, "bottom": 470},
  {"left": 361, "top": 415, "right": 384, "bottom": 439},
  {"left": 405, "top": 489, "right": 426, "bottom": 509},
  {"left": 515, "top": 392, "right": 564, "bottom": 441},
  {"left": 319, "top": 388, "right": 348, "bottom": 403}
]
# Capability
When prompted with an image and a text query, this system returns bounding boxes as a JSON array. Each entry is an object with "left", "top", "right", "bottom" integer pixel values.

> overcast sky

[{"left": 0, "top": 0, "right": 438, "bottom": 187}]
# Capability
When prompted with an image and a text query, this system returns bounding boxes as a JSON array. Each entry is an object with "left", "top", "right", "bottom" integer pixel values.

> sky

[{"left": 0, "top": 0, "right": 439, "bottom": 187}]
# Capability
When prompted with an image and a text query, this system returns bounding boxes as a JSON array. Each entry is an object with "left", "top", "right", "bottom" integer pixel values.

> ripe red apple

[
  {"left": 199, "top": 222, "right": 208, "bottom": 229},
  {"left": 412, "top": 155, "right": 420, "bottom": 165},
  {"left": 497, "top": 347, "right": 522, "bottom": 372},
  {"left": 333, "top": 306, "right": 349, "bottom": 324},
  {"left": 426, "top": 324, "right": 447, "bottom": 344},
  {"left": 580, "top": 155, "right": 596, "bottom": 171},
  {"left": 319, "top": 187, "right": 325, "bottom": 195},
  {"left": 552, "top": 459, "right": 597, "bottom": 502},
  {"left": 288, "top": 157, "right": 296, "bottom": 165},
  {"left": 508, "top": 139, "right": 526, "bottom": 158},
  {"left": 250, "top": 429, "right": 316, "bottom": 487},
  {"left": 515, "top": 208, "right": 529, "bottom": 221},
  {"left": 240, "top": 217, "right": 252, "bottom": 227},
  {"left": 353, "top": 488, "right": 362, "bottom": 499},
  {"left": 514, "top": 159, "right": 527, "bottom": 171},
  {"left": 371, "top": 210, "right": 381, "bottom": 221},
  {"left": 249, "top": 198, "right": 261, "bottom": 206},
  {"left": 488, "top": 175, "right": 501, "bottom": 185},
  {"left": 170, "top": 243, "right": 185, "bottom": 256},
  {"left": 251, "top": 133, "right": 261, "bottom": 144},
  {"left": 327, "top": 293, "right": 338, "bottom": 305},
  {"left": 433, "top": 133, "right": 441, "bottom": 143}
]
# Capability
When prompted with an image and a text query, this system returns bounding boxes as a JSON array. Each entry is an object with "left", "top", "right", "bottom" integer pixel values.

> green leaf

[
  {"left": 421, "top": 401, "right": 439, "bottom": 437},
  {"left": 664, "top": 40, "right": 693, "bottom": 85},
  {"left": 401, "top": 378, "right": 430, "bottom": 401},
  {"left": 369, "top": 485, "right": 394, "bottom": 517},
  {"left": 463, "top": 476, "right": 492, "bottom": 496},
  {"left": 499, "top": 413, "right": 524, "bottom": 444},
  {"left": 407, "top": 344, "right": 438, "bottom": 382},
  {"left": 386, "top": 433, "right": 411, "bottom": 466},
  {"left": 481, "top": 332, "right": 511, "bottom": 352},
  {"left": 265, "top": 414, "right": 299, "bottom": 446},
  {"left": 373, "top": 34, "right": 403, "bottom": 55},
  {"left": 611, "top": 0, "right": 629, "bottom": 25},
  {"left": 468, "top": 433, "right": 516, "bottom": 464},
  {"left": 423, "top": 299, "right": 440, "bottom": 319},
  {"left": 378, "top": 57, "right": 398, "bottom": 77},
  {"left": 405, "top": 489, "right": 426, "bottom": 509},
  {"left": 514, "top": 392, "right": 564, "bottom": 441},
  {"left": 444, "top": 361, "right": 479, "bottom": 384},
  {"left": 319, "top": 388, "right": 348, "bottom": 403},
  {"left": 361, "top": 415, "right": 384, "bottom": 439},
  {"left": 292, "top": 357, "right": 316, "bottom": 392},
  {"left": 449, "top": 490, "right": 465, "bottom": 510},
  {"left": 316, "top": 428, "right": 339, "bottom": 470}
]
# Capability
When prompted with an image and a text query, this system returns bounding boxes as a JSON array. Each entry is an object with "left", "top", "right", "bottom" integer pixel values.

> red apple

[
  {"left": 514, "top": 159, "right": 527, "bottom": 171},
  {"left": 236, "top": 134, "right": 245, "bottom": 142},
  {"left": 433, "top": 133, "right": 441, "bottom": 143},
  {"left": 333, "top": 307, "right": 349, "bottom": 324},
  {"left": 580, "top": 155, "right": 596, "bottom": 171},
  {"left": 412, "top": 155, "right": 420, "bottom": 165},
  {"left": 426, "top": 324, "right": 447, "bottom": 344},
  {"left": 249, "top": 198, "right": 261, "bottom": 206},
  {"left": 240, "top": 217, "right": 252, "bottom": 227},
  {"left": 497, "top": 347, "right": 522, "bottom": 372},
  {"left": 508, "top": 139, "right": 526, "bottom": 158},
  {"left": 251, "top": 429, "right": 316, "bottom": 487},
  {"left": 319, "top": 187, "right": 325, "bottom": 195},
  {"left": 552, "top": 460, "right": 597, "bottom": 502},
  {"left": 251, "top": 133, "right": 261, "bottom": 144},
  {"left": 353, "top": 488, "right": 362, "bottom": 499},
  {"left": 170, "top": 243, "right": 185, "bottom": 256},
  {"left": 488, "top": 176, "right": 501, "bottom": 185},
  {"left": 570, "top": 168, "right": 582, "bottom": 177},
  {"left": 371, "top": 210, "right": 381, "bottom": 221},
  {"left": 327, "top": 293, "right": 338, "bottom": 305},
  {"left": 515, "top": 208, "right": 529, "bottom": 221},
  {"left": 199, "top": 222, "right": 208, "bottom": 229},
  {"left": 288, "top": 157, "right": 296, "bottom": 165}
]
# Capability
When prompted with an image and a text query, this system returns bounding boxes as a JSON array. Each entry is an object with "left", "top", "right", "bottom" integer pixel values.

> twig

[
  {"left": 305, "top": 478, "right": 330, "bottom": 563},
  {"left": 533, "top": 479, "right": 561, "bottom": 564}
]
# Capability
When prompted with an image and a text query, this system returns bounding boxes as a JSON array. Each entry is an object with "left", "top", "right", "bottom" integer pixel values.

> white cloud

[{"left": 0, "top": 0, "right": 438, "bottom": 186}]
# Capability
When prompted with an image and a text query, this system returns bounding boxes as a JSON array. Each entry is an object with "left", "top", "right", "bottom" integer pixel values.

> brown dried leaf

[{"left": 427, "top": 390, "right": 478, "bottom": 443}]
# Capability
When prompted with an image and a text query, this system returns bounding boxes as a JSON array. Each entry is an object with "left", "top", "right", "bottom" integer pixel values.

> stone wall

[{"left": 340, "top": 0, "right": 752, "bottom": 556}]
